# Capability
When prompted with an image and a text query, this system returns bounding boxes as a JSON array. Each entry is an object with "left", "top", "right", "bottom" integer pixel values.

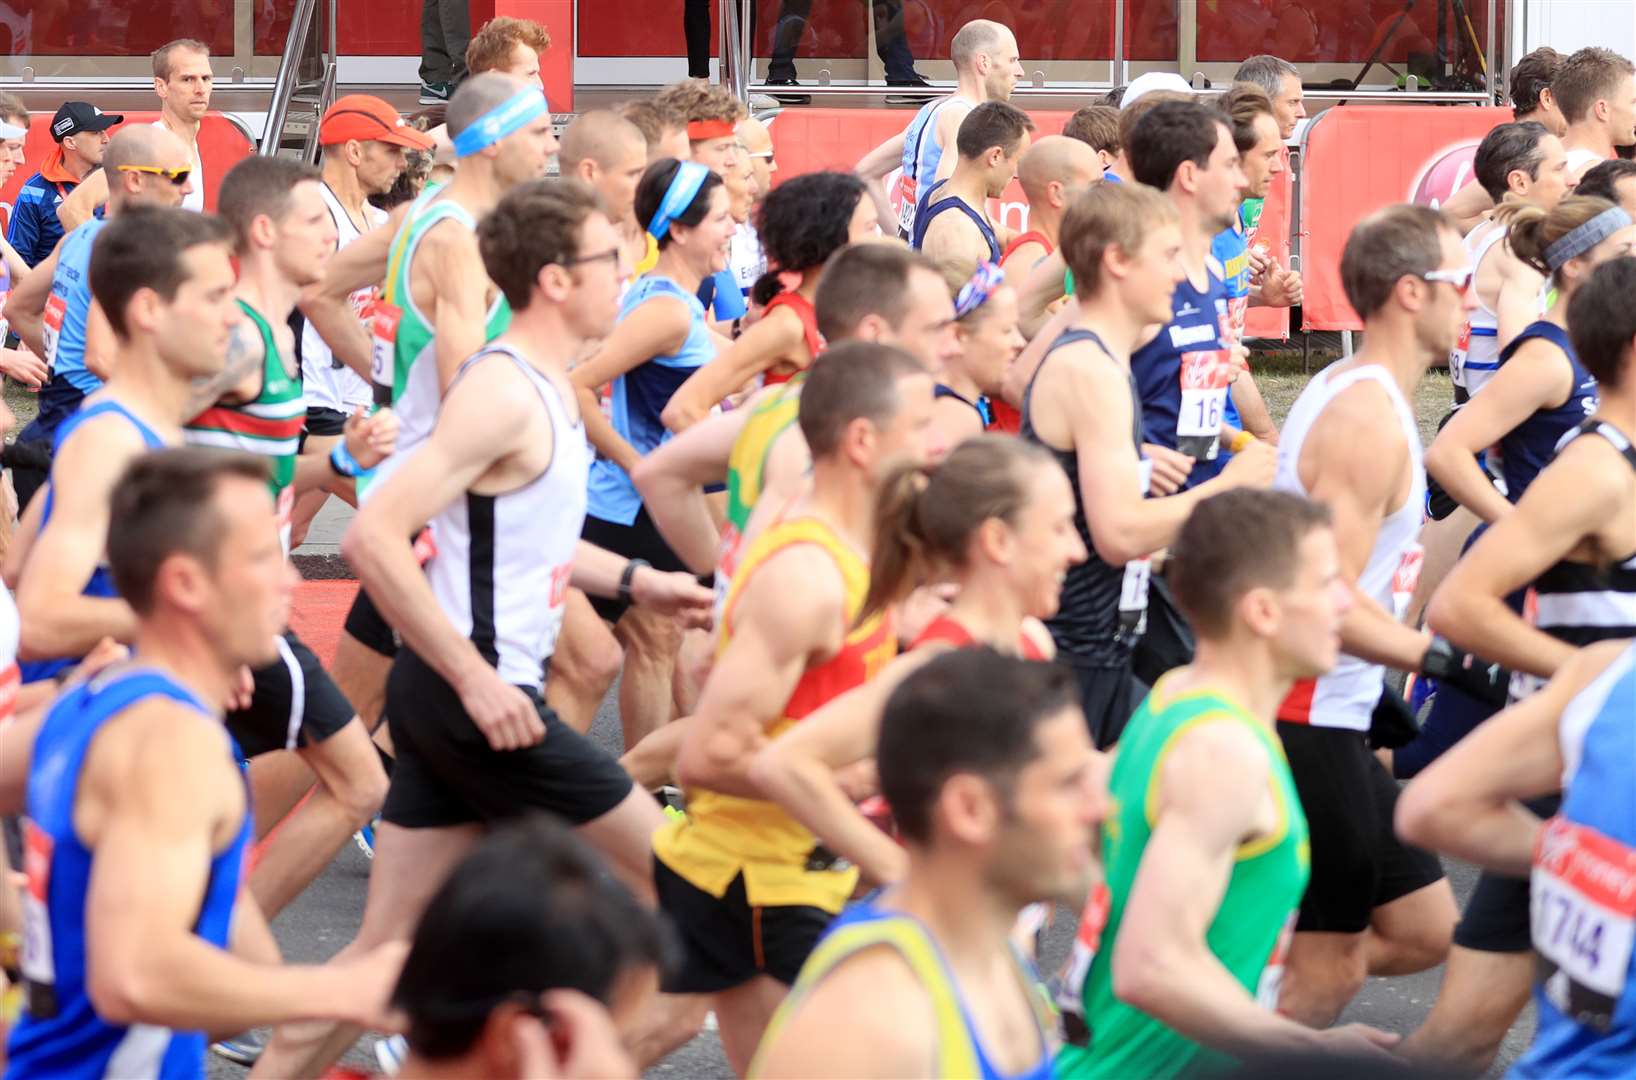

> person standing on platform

[{"left": 420, "top": 0, "right": 471, "bottom": 103}]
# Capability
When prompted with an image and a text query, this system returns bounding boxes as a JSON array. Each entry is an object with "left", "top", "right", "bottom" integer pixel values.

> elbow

[
  {"left": 1423, "top": 582, "right": 1466, "bottom": 644},
  {"left": 1110, "top": 942, "right": 1173, "bottom": 1015},
  {"left": 1394, "top": 778, "right": 1453, "bottom": 854},
  {"left": 17, "top": 609, "right": 68, "bottom": 663},
  {"left": 1090, "top": 526, "right": 1144, "bottom": 569},
  {"left": 745, "top": 745, "right": 791, "bottom": 804},
  {"left": 340, "top": 516, "right": 384, "bottom": 582},
  {"left": 661, "top": 398, "right": 700, "bottom": 434},
  {"left": 87, "top": 958, "right": 153, "bottom": 1027}
]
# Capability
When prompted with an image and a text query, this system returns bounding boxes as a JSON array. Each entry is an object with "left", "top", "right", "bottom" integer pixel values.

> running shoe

[
  {"left": 419, "top": 81, "right": 450, "bottom": 104},
  {"left": 375, "top": 1033, "right": 408, "bottom": 1075},
  {"left": 353, "top": 815, "right": 378, "bottom": 859},
  {"left": 211, "top": 1031, "right": 266, "bottom": 1066}
]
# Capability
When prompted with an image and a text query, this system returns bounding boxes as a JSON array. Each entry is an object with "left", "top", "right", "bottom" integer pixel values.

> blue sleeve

[
  {"left": 709, "top": 269, "right": 746, "bottom": 321},
  {"left": 7, "top": 192, "right": 41, "bottom": 267}
]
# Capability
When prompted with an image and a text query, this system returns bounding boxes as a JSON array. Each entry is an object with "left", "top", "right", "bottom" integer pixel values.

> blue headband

[
  {"left": 451, "top": 87, "right": 550, "bottom": 159},
  {"left": 646, "top": 161, "right": 712, "bottom": 241},
  {"left": 1544, "top": 206, "right": 1634, "bottom": 271},
  {"left": 954, "top": 261, "right": 1005, "bottom": 320}
]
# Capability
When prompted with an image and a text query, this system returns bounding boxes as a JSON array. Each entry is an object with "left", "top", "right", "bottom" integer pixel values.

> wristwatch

[{"left": 619, "top": 558, "right": 650, "bottom": 606}]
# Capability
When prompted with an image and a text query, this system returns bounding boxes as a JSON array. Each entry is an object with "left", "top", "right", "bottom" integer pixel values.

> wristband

[
  {"left": 619, "top": 558, "right": 650, "bottom": 606},
  {"left": 1420, "top": 635, "right": 1509, "bottom": 707},
  {"left": 329, "top": 441, "right": 364, "bottom": 478}
]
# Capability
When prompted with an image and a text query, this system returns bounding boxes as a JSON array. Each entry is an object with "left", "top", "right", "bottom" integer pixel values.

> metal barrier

[{"left": 260, "top": 0, "right": 337, "bottom": 160}]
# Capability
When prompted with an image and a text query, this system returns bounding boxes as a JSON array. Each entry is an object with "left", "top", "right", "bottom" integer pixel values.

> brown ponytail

[
  {"left": 1498, "top": 194, "right": 1620, "bottom": 283},
  {"left": 857, "top": 435, "right": 1056, "bottom": 626}
]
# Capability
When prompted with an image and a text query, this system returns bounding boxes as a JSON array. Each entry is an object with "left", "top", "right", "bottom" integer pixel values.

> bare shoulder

[{"left": 757, "top": 942, "right": 935, "bottom": 1077}]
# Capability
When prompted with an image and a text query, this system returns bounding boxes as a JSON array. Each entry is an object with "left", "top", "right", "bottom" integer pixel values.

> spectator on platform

[
  {"left": 419, "top": 0, "right": 471, "bottom": 104},
  {"left": 7, "top": 101, "right": 120, "bottom": 268},
  {"left": 767, "top": 0, "right": 929, "bottom": 90}
]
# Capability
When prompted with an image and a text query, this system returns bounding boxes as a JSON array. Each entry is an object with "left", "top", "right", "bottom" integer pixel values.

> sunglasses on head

[{"left": 116, "top": 163, "right": 191, "bottom": 186}]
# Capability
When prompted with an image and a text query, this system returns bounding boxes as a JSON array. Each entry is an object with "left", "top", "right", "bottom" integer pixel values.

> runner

[
  {"left": 1440, "top": 47, "right": 1568, "bottom": 233},
  {"left": 911, "top": 101, "right": 1034, "bottom": 288},
  {"left": 652, "top": 81, "right": 751, "bottom": 318},
  {"left": 618, "top": 98, "right": 692, "bottom": 164},
  {"left": 748, "top": 435, "right": 1082, "bottom": 885},
  {"left": 389, "top": 818, "right": 666, "bottom": 1080},
  {"left": 1553, "top": 47, "right": 1636, "bottom": 180},
  {"left": 568, "top": 159, "right": 732, "bottom": 753},
  {"left": 559, "top": 109, "right": 652, "bottom": 274},
  {"left": 662, "top": 171, "right": 878, "bottom": 431},
  {"left": 290, "top": 94, "right": 434, "bottom": 551},
  {"left": 750, "top": 650, "right": 1099, "bottom": 1079},
  {"left": 855, "top": 19, "right": 1023, "bottom": 240},
  {"left": 257, "top": 179, "right": 714, "bottom": 1078},
  {"left": 1576, "top": 156, "right": 1636, "bottom": 210},
  {"left": 653, "top": 342, "right": 937, "bottom": 1074},
  {"left": 1124, "top": 100, "right": 1249, "bottom": 487},
  {"left": 1061, "top": 105, "right": 1121, "bottom": 175},
  {"left": 1271, "top": 205, "right": 1496, "bottom": 1028},
  {"left": 1001, "top": 134, "right": 1101, "bottom": 279},
  {"left": 3, "top": 124, "right": 193, "bottom": 513},
  {"left": 58, "top": 37, "right": 213, "bottom": 227},
  {"left": 935, "top": 261, "right": 1024, "bottom": 442},
  {"left": 4, "top": 448, "right": 408, "bottom": 1079},
  {"left": 1396, "top": 639, "right": 1636, "bottom": 1078},
  {"left": 1058, "top": 489, "right": 1400, "bottom": 1078},
  {"left": 729, "top": 115, "right": 776, "bottom": 313},
  {"left": 1019, "top": 181, "right": 1274, "bottom": 750}
]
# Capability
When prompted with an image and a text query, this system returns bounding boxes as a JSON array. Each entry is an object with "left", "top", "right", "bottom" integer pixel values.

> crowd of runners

[{"left": 0, "top": 19, "right": 1633, "bottom": 1080}]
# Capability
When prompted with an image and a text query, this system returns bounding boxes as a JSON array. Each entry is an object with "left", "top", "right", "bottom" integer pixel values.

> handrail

[
  {"left": 303, "top": 60, "right": 337, "bottom": 163},
  {"left": 262, "top": 0, "right": 316, "bottom": 153}
]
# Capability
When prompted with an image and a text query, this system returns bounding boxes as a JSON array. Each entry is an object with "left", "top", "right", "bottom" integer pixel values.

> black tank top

[
  {"left": 1021, "top": 328, "right": 1146, "bottom": 667},
  {"left": 1531, "top": 419, "right": 1636, "bottom": 649}
]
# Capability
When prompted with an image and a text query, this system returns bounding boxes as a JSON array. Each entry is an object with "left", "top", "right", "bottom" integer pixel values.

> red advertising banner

[{"left": 1298, "top": 104, "right": 1512, "bottom": 331}]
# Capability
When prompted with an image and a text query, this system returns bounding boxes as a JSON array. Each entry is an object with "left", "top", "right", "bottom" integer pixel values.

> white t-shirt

[
  {"left": 301, "top": 182, "right": 386, "bottom": 414},
  {"left": 729, "top": 221, "right": 766, "bottom": 302},
  {"left": 152, "top": 120, "right": 205, "bottom": 212}
]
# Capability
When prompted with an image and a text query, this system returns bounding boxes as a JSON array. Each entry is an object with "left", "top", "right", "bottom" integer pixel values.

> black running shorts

[
  {"left": 580, "top": 506, "right": 689, "bottom": 622},
  {"left": 1454, "top": 794, "right": 1561, "bottom": 952},
  {"left": 379, "top": 648, "right": 634, "bottom": 829},
  {"left": 303, "top": 406, "right": 349, "bottom": 439},
  {"left": 226, "top": 630, "right": 357, "bottom": 759},
  {"left": 653, "top": 859, "right": 835, "bottom": 992},
  {"left": 1276, "top": 721, "right": 1446, "bottom": 934},
  {"left": 343, "top": 586, "right": 399, "bottom": 659},
  {"left": 1060, "top": 656, "right": 1148, "bottom": 750}
]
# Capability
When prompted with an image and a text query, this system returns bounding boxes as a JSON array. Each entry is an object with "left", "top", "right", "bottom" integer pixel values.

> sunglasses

[
  {"left": 116, "top": 163, "right": 192, "bottom": 186},
  {"left": 1419, "top": 266, "right": 1475, "bottom": 293}
]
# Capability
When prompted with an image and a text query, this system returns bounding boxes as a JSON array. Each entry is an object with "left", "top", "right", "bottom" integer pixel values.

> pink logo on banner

[{"left": 1409, "top": 140, "right": 1481, "bottom": 210}]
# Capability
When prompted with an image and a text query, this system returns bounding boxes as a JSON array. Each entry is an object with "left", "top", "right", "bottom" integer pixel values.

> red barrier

[
  {"left": 1298, "top": 105, "right": 1511, "bottom": 331},
  {"left": 767, "top": 106, "right": 1296, "bottom": 340},
  {"left": 0, "top": 112, "right": 256, "bottom": 230}
]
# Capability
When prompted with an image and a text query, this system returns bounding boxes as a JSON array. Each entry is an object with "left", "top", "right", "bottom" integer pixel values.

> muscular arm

[
  {"left": 675, "top": 546, "right": 844, "bottom": 798},
  {"left": 15, "top": 419, "right": 146, "bottom": 660},
  {"left": 633, "top": 406, "right": 749, "bottom": 574},
  {"left": 751, "top": 945, "right": 935, "bottom": 1079},
  {"left": 1004, "top": 294, "right": 1077, "bottom": 408},
  {"left": 56, "top": 170, "right": 108, "bottom": 233},
  {"left": 297, "top": 282, "right": 373, "bottom": 382},
  {"left": 661, "top": 305, "right": 803, "bottom": 432},
  {"left": 569, "top": 296, "right": 693, "bottom": 469},
  {"left": 749, "top": 647, "right": 944, "bottom": 886},
  {"left": 183, "top": 318, "right": 266, "bottom": 420},
  {"left": 1113, "top": 722, "right": 1327, "bottom": 1059},
  {"left": 316, "top": 212, "right": 400, "bottom": 305},
  {"left": 1016, "top": 249, "right": 1069, "bottom": 340},
  {"left": 1426, "top": 438, "right": 1628, "bottom": 677},
  {"left": 919, "top": 213, "right": 985, "bottom": 293},
  {"left": 1396, "top": 642, "right": 1626, "bottom": 874},
  {"left": 856, "top": 131, "right": 908, "bottom": 181},
  {"left": 1425, "top": 341, "right": 1569, "bottom": 524},
  {"left": 4, "top": 242, "right": 63, "bottom": 358},
  {"left": 81, "top": 301, "right": 116, "bottom": 381},
  {"left": 421, "top": 225, "right": 494, "bottom": 392}
]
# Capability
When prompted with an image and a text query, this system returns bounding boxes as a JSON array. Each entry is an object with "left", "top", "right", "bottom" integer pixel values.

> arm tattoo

[{"left": 184, "top": 320, "right": 262, "bottom": 417}]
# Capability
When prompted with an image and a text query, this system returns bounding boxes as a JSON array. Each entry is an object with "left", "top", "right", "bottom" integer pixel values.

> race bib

[
  {"left": 368, "top": 297, "right": 403, "bottom": 392},
  {"left": 1509, "top": 588, "right": 1546, "bottom": 702},
  {"left": 20, "top": 820, "right": 58, "bottom": 1019},
  {"left": 1450, "top": 323, "right": 1472, "bottom": 391},
  {"left": 412, "top": 525, "right": 438, "bottom": 568},
  {"left": 542, "top": 562, "right": 573, "bottom": 656},
  {"left": 1532, "top": 816, "right": 1636, "bottom": 1030},
  {"left": 895, "top": 174, "right": 918, "bottom": 238},
  {"left": 276, "top": 486, "right": 295, "bottom": 557},
  {"left": 1054, "top": 882, "right": 1111, "bottom": 1048},
  {"left": 1118, "top": 557, "right": 1151, "bottom": 642},
  {"left": 713, "top": 522, "right": 743, "bottom": 625},
  {"left": 1225, "top": 294, "right": 1250, "bottom": 348},
  {"left": 1255, "top": 915, "right": 1297, "bottom": 1009},
  {"left": 1178, "top": 349, "right": 1232, "bottom": 460},
  {"left": 1391, "top": 542, "right": 1425, "bottom": 621},
  {"left": 40, "top": 293, "right": 66, "bottom": 366}
]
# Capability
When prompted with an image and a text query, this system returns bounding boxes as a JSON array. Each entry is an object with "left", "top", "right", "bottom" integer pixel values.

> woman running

[{"left": 934, "top": 261, "right": 1027, "bottom": 442}]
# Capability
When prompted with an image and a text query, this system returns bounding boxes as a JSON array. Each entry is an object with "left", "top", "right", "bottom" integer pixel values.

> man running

[
  {"left": 1271, "top": 205, "right": 1501, "bottom": 1027},
  {"left": 1000, "top": 134, "right": 1101, "bottom": 279},
  {"left": 752, "top": 651, "right": 1101, "bottom": 1079},
  {"left": 1440, "top": 47, "right": 1568, "bottom": 232},
  {"left": 856, "top": 19, "right": 1023, "bottom": 239},
  {"left": 1020, "top": 181, "right": 1274, "bottom": 750},
  {"left": 290, "top": 94, "right": 433, "bottom": 550},
  {"left": 1057, "top": 490, "right": 1398, "bottom": 1078},
  {"left": 559, "top": 109, "right": 651, "bottom": 274},
  {"left": 6, "top": 453, "right": 402, "bottom": 1069},
  {"left": 259, "top": 179, "right": 713, "bottom": 1078},
  {"left": 654, "top": 342, "right": 937, "bottom": 1074},
  {"left": 911, "top": 102, "right": 1034, "bottom": 287},
  {"left": 1554, "top": 47, "right": 1636, "bottom": 180},
  {"left": 4, "top": 124, "right": 193, "bottom": 512}
]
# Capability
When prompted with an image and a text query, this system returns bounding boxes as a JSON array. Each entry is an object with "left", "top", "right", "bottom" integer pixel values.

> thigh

[
  {"left": 1277, "top": 723, "right": 1378, "bottom": 934},
  {"left": 655, "top": 861, "right": 760, "bottom": 995},
  {"left": 574, "top": 784, "right": 665, "bottom": 901},
  {"left": 359, "top": 820, "right": 482, "bottom": 943},
  {"left": 1364, "top": 749, "right": 1446, "bottom": 909}
]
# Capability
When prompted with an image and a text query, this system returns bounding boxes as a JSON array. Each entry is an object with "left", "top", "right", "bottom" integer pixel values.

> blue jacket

[{"left": 7, "top": 148, "right": 81, "bottom": 267}]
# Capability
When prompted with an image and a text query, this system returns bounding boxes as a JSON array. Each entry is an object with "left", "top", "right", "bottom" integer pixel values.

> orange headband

[{"left": 687, "top": 119, "right": 736, "bottom": 141}]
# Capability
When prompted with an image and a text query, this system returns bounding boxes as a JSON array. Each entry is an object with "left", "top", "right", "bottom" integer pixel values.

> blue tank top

[
  {"left": 911, "top": 179, "right": 1002, "bottom": 264},
  {"left": 29, "top": 218, "right": 108, "bottom": 446},
  {"left": 895, "top": 97, "right": 969, "bottom": 240},
  {"left": 587, "top": 275, "right": 715, "bottom": 526},
  {"left": 1131, "top": 267, "right": 1232, "bottom": 487},
  {"left": 5, "top": 669, "right": 250, "bottom": 1080},
  {"left": 18, "top": 401, "right": 168, "bottom": 685},
  {"left": 1515, "top": 644, "right": 1636, "bottom": 1079},
  {"left": 1496, "top": 320, "right": 1599, "bottom": 500},
  {"left": 764, "top": 894, "right": 1054, "bottom": 1080}
]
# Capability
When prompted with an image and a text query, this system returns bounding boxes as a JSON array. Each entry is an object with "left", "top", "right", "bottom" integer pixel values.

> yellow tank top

[{"left": 654, "top": 515, "right": 897, "bottom": 910}]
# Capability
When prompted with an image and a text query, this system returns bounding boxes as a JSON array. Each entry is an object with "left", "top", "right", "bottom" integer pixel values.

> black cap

[{"left": 51, "top": 102, "right": 123, "bottom": 142}]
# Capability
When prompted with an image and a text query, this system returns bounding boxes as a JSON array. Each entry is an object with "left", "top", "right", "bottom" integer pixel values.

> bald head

[
  {"left": 448, "top": 72, "right": 528, "bottom": 138},
  {"left": 104, "top": 124, "right": 192, "bottom": 208},
  {"left": 560, "top": 110, "right": 646, "bottom": 173},
  {"left": 1018, "top": 135, "right": 1100, "bottom": 202},
  {"left": 739, "top": 115, "right": 776, "bottom": 198},
  {"left": 950, "top": 19, "right": 1013, "bottom": 71}
]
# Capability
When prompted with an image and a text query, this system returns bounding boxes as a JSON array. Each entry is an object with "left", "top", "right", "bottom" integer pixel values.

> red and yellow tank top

[
  {"left": 654, "top": 515, "right": 897, "bottom": 911},
  {"left": 762, "top": 290, "right": 824, "bottom": 385},
  {"left": 911, "top": 614, "right": 1049, "bottom": 661}
]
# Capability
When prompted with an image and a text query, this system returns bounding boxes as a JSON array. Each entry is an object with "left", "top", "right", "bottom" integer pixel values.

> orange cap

[{"left": 319, "top": 95, "right": 435, "bottom": 150}]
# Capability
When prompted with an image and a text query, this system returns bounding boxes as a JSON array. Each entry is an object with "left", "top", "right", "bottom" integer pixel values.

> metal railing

[{"left": 260, "top": 0, "right": 337, "bottom": 159}]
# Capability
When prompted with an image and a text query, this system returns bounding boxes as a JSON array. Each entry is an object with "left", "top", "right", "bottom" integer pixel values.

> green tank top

[{"left": 1055, "top": 676, "right": 1309, "bottom": 1080}]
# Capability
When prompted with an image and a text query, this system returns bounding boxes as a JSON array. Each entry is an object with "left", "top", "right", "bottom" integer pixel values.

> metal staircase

[{"left": 260, "top": 0, "right": 338, "bottom": 162}]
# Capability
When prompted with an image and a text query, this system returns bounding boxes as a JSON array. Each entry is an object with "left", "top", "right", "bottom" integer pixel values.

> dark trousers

[
  {"left": 685, "top": 0, "right": 714, "bottom": 78},
  {"left": 768, "top": 0, "right": 917, "bottom": 81},
  {"left": 420, "top": 0, "right": 471, "bottom": 86}
]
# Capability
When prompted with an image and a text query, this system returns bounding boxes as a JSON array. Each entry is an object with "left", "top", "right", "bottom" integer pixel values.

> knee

[
  {"left": 619, "top": 611, "right": 682, "bottom": 657},
  {"left": 1388, "top": 917, "right": 1455, "bottom": 972},
  {"left": 324, "top": 743, "right": 389, "bottom": 826}
]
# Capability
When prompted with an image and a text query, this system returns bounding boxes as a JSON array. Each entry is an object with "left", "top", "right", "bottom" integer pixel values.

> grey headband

[{"left": 1545, "top": 206, "right": 1634, "bottom": 271}]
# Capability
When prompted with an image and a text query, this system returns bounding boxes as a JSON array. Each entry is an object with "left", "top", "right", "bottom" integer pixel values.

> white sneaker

[{"left": 375, "top": 1033, "right": 408, "bottom": 1075}]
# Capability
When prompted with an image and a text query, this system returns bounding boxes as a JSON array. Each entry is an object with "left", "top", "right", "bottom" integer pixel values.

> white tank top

[
  {"left": 1276, "top": 364, "right": 1426, "bottom": 731},
  {"left": 152, "top": 120, "right": 205, "bottom": 213},
  {"left": 1565, "top": 146, "right": 1604, "bottom": 178},
  {"left": 1452, "top": 221, "right": 1507, "bottom": 403},
  {"left": 422, "top": 346, "right": 591, "bottom": 690},
  {"left": 302, "top": 183, "right": 386, "bottom": 413}
]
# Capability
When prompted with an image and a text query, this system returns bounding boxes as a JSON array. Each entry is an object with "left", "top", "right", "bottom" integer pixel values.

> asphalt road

[{"left": 207, "top": 675, "right": 1535, "bottom": 1080}]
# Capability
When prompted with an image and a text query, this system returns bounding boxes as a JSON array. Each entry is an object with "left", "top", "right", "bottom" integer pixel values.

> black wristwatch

[{"left": 619, "top": 558, "right": 650, "bottom": 606}]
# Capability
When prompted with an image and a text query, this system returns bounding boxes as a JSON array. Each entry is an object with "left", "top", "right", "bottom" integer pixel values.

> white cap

[
  {"left": 0, "top": 119, "right": 25, "bottom": 141},
  {"left": 1120, "top": 72, "right": 1193, "bottom": 110}
]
